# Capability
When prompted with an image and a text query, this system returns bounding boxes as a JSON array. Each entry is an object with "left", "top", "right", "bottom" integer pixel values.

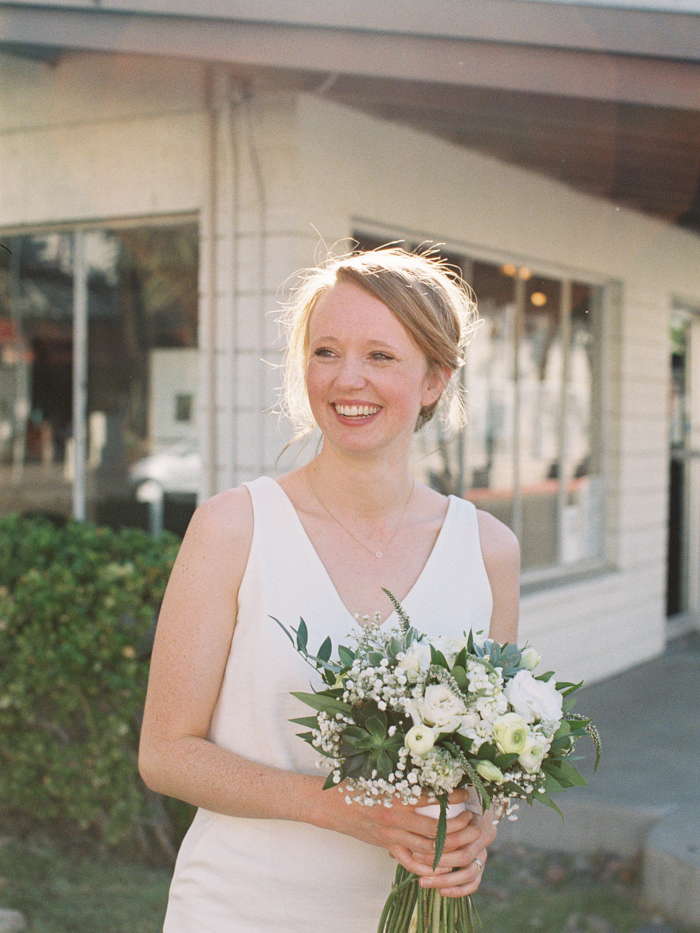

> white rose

[
  {"left": 518, "top": 735, "right": 547, "bottom": 773},
  {"left": 406, "top": 683, "right": 467, "bottom": 733},
  {"left": 504, "top": 671, "right": 563, "bottom": 725},
  {"left": 405, "top": 724, "right": 436, "bottom": 756},
  {"left": 519, "top": 646, "right": 541, "bottom": 671},
  {"left": 398, "top": 642, "right": 432, "bottom": 682}
]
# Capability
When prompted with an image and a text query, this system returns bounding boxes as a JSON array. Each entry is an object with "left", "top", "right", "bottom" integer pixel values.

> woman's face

[{"left": 305, "top": 281, "right": 445, "bottom": 459}]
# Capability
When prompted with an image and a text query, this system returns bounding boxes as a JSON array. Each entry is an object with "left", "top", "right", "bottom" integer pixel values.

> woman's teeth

[{"left": 334, "top": 404, "right": 380, "bottom": 418}]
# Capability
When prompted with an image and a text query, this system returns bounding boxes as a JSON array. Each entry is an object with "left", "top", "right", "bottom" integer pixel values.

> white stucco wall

[{"left": 2, "top": 52, "right": 700, "bottom": 684}]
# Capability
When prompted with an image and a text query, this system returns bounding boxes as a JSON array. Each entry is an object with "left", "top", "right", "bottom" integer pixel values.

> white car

[{"left": 129, "top": 439, "right": 201, "bottom": 500}]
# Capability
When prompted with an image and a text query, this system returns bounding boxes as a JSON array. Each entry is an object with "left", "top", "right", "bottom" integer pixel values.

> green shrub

[{"left": 0, "top": 514, "right": 193, "bottom": 860}]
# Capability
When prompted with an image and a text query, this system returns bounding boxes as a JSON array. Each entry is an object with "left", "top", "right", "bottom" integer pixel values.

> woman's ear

[{"left": 422, "top": 366, "right": 452, "bottom": 407}]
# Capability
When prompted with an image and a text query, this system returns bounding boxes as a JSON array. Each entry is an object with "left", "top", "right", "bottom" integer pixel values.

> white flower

[
  {"left": 405, "top": 724, "right": 436, "bottom": 756},
  {"left": 518, "top": 735, "right": 547, "bottom": 773},
  {"left": 505, "top": 670, "right": 563, "bottom": 725},
  {"left": 520, "top": 646, "right": 541, "bottom": 671},
  {"left": 405, "top": 683, "right": 467, "bottom": 733},
  {"left": 397, "top": 642, "right": 432, "bottom": 681},
  {"left": 475, "top": 760, "right": 505, "bottom": 784},
  {"left": 492, "top": 712, "right": 529, "bottom": 754}
]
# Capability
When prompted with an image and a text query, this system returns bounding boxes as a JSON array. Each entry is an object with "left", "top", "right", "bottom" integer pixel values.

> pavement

[{"left": 497, "top": 630, "right": 700, "bottom": 927}]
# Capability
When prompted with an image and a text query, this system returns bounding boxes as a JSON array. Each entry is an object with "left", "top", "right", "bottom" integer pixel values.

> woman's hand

[
  {"left": 316, "top": 784, "right": 498, "bottom": 897},
  {"left": 410, "top": 804, "right": 499, "bottom": 898}
]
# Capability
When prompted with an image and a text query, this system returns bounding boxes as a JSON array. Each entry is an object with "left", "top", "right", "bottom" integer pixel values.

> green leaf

[
  {"left": 430, "top": 645, "right": 449, "bottom": 669},
  {"left": 365, "top": 713, "right": 388, "bottom": 740},
  {"left": 557, "top": 759, "right": 588, "bottom": 787},
  {"left": 317, "top": 636, "right": 332, "bottom": 663},
  {"left": 295, "top": 619, "right": 308, "bottom": 652},
  {"left": 343, "top": 754, "right": 367, "bottom": 779},
  {"left": 294, "top": 731, "right": 315, "bottom": 744},
  {"left": 270, "top": 615, "right": 295, "bottom": 645},
  {"left": 476, "top": 742, "right": 498, "bottom": 763},
  {"left": 291, "top": 691, "right": 352, "bottom": 716},
  {"left": 289, "top": 715, "right": 320, "bottom": 729},
  {"left": 338, "top": 645, "right": 355, "bottom": 667},
  {"left": 494, "top": 752, "right": 519, "bottom": 769},
  {"left": 543, "top": 771, "right": 565, "bottom": 793},
  {"left": 556, "top": 680, "right": 583, "bottom": 697},
  {"left": 432, "top": 793, "right": 449, "bottom": 871},
  {"left": 451, "top": 665, "right": 468, "bottom": 692},
  {"left": 537, "top": 790, "right": 565, "bottom": 821},
  {"left": 322, "top": 771, "right": 340, "bottom": 790},
  {"left": 452, "top": 732, "right": 474, "bottom": 755}
]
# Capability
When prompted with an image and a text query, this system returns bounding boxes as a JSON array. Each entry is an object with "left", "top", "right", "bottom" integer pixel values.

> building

[{"left": 1, "top": 1, "right": 699, "bottom": 684}]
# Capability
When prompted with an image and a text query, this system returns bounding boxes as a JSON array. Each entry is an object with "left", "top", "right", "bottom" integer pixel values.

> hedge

[{"left": 0, "top": 513, "right": 193, "bottom": 859}]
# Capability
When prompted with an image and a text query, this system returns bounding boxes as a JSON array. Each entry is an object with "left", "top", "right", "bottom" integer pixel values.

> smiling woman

[
  {"left": 138, "top": 246, "right": 521, "bottom": 933},
  {"left": 304, "top": 281, "right": 447, "bottom": 463},
  {"left": 280, "top": 248, "right": 479, "bottom": 441}
]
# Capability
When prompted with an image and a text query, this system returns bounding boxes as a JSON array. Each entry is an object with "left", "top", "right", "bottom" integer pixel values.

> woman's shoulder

[
  {"left": 474, "top": 507, "right": 521, "bottom": 571},
  {"left": 182, "top": 484, "right": 254, "bottom": 563}
]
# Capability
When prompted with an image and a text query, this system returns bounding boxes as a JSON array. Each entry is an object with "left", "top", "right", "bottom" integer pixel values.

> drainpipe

[
  {"left": 72, "top": 230, "right": 88, "bottom": 521},
  {"left": 200, "top": 66, "right": 223, "bottom": 501}
]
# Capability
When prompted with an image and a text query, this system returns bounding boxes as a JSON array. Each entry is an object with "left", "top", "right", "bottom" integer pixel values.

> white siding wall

[
  {"left": 282, "top": 93, "right": 700, "bottom": 683},
  {"left": 2, "top": 54, "right": 700, "bottom": 683}
]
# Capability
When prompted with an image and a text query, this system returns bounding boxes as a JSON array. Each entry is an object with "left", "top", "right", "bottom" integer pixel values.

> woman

[{"left": 139, "top": 247, "right": 520, "bottom": 932}]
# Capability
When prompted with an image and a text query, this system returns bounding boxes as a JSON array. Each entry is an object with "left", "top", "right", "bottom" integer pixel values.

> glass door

[{"left": 667, "top": 306, "right": 700, "bottom": 622}]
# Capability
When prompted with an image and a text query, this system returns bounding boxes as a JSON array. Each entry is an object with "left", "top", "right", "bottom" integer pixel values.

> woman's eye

[
  {"left": 370, "top": 352, "right": 393, "bottom": 361},
  {"left": 313, "top": 347, "right": 335, "bottom": 358}
]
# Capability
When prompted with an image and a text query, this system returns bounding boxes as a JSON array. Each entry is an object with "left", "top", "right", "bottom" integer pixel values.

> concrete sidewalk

[{"left": 497, "top": 631, "right": 700, "bottom": 927}]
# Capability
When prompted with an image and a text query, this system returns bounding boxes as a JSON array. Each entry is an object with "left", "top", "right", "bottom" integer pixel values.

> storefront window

[
  {"left": 463, "top": 263, "right": 603, "bottom": 572},
  {"left": 0, "top": 222, "right": 199, "bottom": 535},
  {"left": 355, "top": 237, "right": 605, "bottom": 575}
]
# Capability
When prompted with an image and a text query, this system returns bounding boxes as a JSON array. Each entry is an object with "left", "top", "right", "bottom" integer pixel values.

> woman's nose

[{"left": 335, "top": 357, "right": 366, "bottom": 388}]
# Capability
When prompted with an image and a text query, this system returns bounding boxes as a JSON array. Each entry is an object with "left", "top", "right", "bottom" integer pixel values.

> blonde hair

[{"left": 279, "top": 247, "right": 478, "bottom": 440}]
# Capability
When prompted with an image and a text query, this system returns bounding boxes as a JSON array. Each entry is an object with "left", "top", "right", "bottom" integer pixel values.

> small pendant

[{"left": 376, "top": 551, "right": 382, "bottom": 559}]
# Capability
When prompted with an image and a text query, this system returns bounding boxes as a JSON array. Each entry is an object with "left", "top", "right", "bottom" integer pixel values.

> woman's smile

[{"left": 332, "top": 403, "right": 381, "bottom": 419}]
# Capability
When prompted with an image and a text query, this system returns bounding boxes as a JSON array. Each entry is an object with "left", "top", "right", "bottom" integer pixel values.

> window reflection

[
  {"left": 462, "top": 261, "right": 518, "bottom": 529},
  {"left": 353, "top": 235, "right": 605, "bottom": 574},
  {"left": 0, "top": 233, "right": 75, "bottom": 520},
  {"left": 0, "top": 223, "right": 199, "bottom": 535}
]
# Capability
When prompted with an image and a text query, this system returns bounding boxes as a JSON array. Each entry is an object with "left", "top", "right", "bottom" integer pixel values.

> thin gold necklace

[{"left": 308, "top": 473, "right": 415, "bottom": 559}]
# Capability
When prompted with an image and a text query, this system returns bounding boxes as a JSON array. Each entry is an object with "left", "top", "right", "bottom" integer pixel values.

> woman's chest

[{"left": 306, "top": 523, "right": 443, "bottom": 624}]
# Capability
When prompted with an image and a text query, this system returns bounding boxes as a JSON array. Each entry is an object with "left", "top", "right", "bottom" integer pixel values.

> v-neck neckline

[{"left": 264, "top": 476, "right": 455, "bottom": 628}]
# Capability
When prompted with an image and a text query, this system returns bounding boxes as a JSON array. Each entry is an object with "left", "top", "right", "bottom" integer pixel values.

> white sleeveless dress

[{"left": 163, "top": 476, "right": 493, "bottom": 933}]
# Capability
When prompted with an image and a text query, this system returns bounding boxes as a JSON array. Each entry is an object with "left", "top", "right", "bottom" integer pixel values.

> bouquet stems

[{"left": 378, "top": 865, "right": 478, "bottom": 933}]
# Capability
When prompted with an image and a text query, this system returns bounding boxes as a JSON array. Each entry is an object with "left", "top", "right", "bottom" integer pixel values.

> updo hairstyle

[{"left": 279, "top": 246, "right": 478, "bottom": 440}]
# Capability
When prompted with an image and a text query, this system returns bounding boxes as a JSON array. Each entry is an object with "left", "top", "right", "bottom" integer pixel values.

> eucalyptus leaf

[
  {"left": 317, "top": 636, "right": 332, "bottom": 663},
  {"left": 296, "top": 619, "right": 308, "bottom": 652},
  {"left": 338, "top": 645, "right": 355, "bottom": 667}
]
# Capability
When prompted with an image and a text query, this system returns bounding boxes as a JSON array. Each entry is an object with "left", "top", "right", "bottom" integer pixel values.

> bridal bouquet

[{"left": 274, "top": 591, "right": 600, "bottom": 933}]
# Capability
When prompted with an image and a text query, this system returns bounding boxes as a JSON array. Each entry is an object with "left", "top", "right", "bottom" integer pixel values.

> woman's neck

[{"left": 307, "top": 446, "right": 414, "bottom": 516}]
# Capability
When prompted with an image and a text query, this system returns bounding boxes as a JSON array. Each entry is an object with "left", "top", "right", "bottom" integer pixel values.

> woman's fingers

[{"left": 419, "top": 850, "right": 488, "bottom": 898}]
